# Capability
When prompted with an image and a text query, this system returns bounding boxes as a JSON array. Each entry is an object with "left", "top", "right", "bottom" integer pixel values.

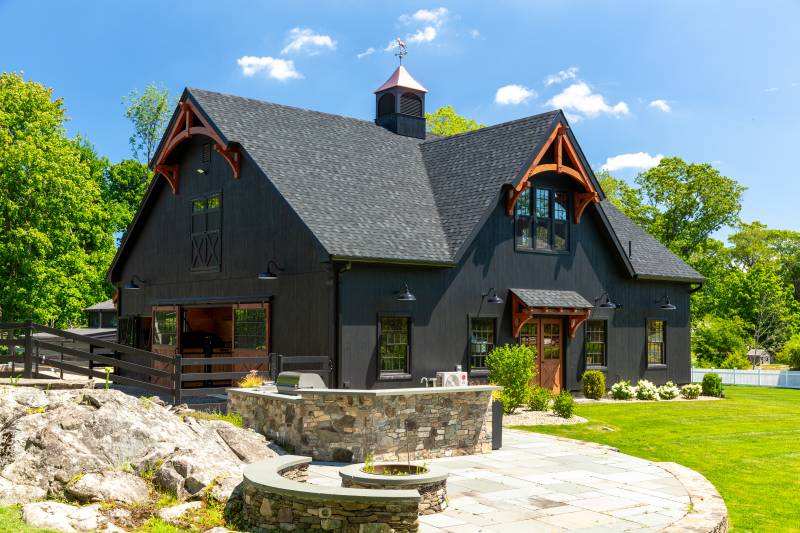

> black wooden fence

[{"left": 0, "top": 322, "right": 270, "bottom": 409}]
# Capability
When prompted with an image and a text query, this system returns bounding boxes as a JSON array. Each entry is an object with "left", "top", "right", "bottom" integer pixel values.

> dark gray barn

[{"left": 108, "top": 66, "right": 703, "bottom": 392}]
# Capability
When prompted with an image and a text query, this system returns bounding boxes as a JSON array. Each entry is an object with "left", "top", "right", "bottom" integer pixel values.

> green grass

[
  {"left": 513, "top": 386, "right": 800, "bottom": 532},
  {"left": 182, "top": 409, "right": 243, "bottom": 428}
]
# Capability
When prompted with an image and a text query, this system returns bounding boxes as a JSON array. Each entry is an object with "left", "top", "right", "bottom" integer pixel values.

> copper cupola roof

[{"left": 374, "top": 65, "right": 428, "bottom": 93}]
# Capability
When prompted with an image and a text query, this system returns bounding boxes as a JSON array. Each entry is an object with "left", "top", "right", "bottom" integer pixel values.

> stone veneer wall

[
  {"left": 341, "top": 477, "right": 447, "bottom": 515},
  {"left": 239, "top": 458, "right": 420, "bottom": 533},
  {"left": 228, "top": 386, "right": 497, "bottom": 462}
]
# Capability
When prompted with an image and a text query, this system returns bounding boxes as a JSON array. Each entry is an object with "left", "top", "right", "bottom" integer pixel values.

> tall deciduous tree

[
  {"left": 425, "top": 105, "right": 484, "bottom": 136},
  {"left": 0, "top": 73, "right": 115, "bottom": 325},
  {"left": 102, "top": 159, "right": 151, "bottom": 235},
  {"left": 122, "top": 83, "right": 175, "bottom": 163}
]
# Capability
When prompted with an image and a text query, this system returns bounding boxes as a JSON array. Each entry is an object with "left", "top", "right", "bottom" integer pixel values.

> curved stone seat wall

[
  {"left": 228, "top": 385, "right": 498, "bottom": 463},
  {"left": 339, "top": 463, "right": 448, "bottom": 515},
  {"left": 240, "top": 455, "right": 420, "bottom": 533}
]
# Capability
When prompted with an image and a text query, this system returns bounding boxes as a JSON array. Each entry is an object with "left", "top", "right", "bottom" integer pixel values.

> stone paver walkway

[{"left": 308, "top": 430, "right": 693, "bottom": 532}]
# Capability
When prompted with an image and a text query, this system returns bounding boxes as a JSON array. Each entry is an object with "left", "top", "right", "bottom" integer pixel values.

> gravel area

[{"left": 503, "top": 408, "right": 587, "bottom": 426}]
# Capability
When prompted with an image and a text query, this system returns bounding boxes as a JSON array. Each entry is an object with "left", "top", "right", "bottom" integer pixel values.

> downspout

[{"left": 333, "top": 261, "right": 352, "bottom": 388}]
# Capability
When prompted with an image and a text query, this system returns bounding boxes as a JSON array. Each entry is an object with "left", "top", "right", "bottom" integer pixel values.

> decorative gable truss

[
  {"left": 506, "top": 122, "right": 600, "bottom": 221},
  {"left": 153, "top": 99, "right": 241, "bottom": 194}
]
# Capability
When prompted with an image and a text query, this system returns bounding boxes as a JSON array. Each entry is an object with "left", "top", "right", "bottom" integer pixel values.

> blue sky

[{"left": 2, "top": 0, "right": 798, "bottom": 235}]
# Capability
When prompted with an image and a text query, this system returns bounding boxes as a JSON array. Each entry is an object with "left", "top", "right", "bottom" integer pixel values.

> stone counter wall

[
  {"left": 341, "top": 477, "right": 447, "bottom": 515},
  {"left": 228, "top": 388, "right": 495, "bottom": 462}
]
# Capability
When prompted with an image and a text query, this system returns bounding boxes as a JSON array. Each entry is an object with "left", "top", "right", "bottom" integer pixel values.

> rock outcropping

[{"left": 0, "top": 387, "right": 277, "bottom": 506}]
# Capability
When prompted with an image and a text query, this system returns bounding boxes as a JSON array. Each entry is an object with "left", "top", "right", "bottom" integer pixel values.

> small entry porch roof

[{"left": 509, "top": 289, "right": 593, "bottom": 338}]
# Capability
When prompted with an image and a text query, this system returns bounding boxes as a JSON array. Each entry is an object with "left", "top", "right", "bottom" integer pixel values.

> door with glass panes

[{"left": 518, "top": 318, "right": 564, "bottom": 392}]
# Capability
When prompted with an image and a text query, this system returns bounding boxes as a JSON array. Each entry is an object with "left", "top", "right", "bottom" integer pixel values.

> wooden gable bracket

[
  {"left": 506, "top": 123, "right": 600, "bottom": 221},
  {"left": 153, "top": 99, "right": 241, "bottom": 194}
]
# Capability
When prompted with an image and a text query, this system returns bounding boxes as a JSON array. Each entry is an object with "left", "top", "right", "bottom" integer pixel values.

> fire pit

[{"left": 339, "top": 462, "right": 448, "bottom": 515}]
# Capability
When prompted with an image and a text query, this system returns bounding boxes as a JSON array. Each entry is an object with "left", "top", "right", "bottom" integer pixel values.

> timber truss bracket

[
  {"left": 153, "top": 99, "right": 241, "bottom": 194},
  {"left": 506, "top": 123, "right": 600, "bottom": 222},
  {"left": 511, "top": 292, "right": 591, "bottom": 339}
]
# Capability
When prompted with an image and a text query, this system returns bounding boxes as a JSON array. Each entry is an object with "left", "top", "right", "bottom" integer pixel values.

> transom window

[
  {"left": 647, "top": 320, "right": 666, "bottom": 365},
  {"left": 470, "top": 318, "right": 496, "bottom": 369},
  {"left": 191, "top": 193, "right": 222, "bottom": 272},
  {"left": 585, "top": 320, "right": 607, "bottom": 367},
  {"left": 515, "top": 187, "right": 569, "bottom": 251},
  {"left": 379, "top": 317, "right": 410, "bottom": 374}
]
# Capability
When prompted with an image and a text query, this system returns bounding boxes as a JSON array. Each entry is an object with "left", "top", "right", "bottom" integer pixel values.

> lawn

[{"left": 513, "top": 386, "right": 800, "bottom": 532}]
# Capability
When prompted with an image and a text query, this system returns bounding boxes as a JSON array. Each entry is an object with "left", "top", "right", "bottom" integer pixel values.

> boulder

[
  {"left": 0, "top": 387, "right": 278, "bottom": 505},
  {"left": 21, "top": 501, "right": 121, "bottom": 532},
  {"left": 157, "top": 501, "right": 203, "bottom": 523},
  {"left": 66, "top": 471, "right": 150, "bottom": 504}
]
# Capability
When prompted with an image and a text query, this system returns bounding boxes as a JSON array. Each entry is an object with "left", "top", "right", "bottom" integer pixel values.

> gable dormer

[{"left": 374, "top": 66, "right": 427, "bottom": 139}]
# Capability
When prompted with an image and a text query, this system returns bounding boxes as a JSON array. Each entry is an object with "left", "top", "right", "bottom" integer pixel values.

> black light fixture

[
  {"left": 123, "top": 275, "right": 146, "bottom": 290},
  {"left": 396, "top": 283, "right": 417, "bottom": 302},
  {"left": 595, "top": 291, "right": 621, "bottom": 310},
  {"left": 258, "top": 260, "right": 284, "bottom": 281},
  {"left": 484, "top": 288, "right": 504, "bottom": 305},
  {"left": 656, "top": 295, "right": 677, "bottom": 311}
]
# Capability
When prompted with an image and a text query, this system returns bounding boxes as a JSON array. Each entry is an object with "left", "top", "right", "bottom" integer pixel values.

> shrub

[
  {"left": 702, "top": 373, "right": 723, "bottom": 397},
  {"left": 581, "top": 370, "right": 606, "bottom": 400},
  {"left": 486, "top": 344, "right": 536, "bottom": 414},
  {"left": 657, "top": 381, "right": 680, "bottom": 400},
  {"left": 681, "top": 383, "right": 701, "bottom": 399},
  {"left": 692, "top": 315, "right": 748, "bottom": 368},
  {"left": 552, "top": 391, "right": 575, "bottom": 418},
  {"left": 778, "top": 334, "right": 800, "bottom": 370},
  {"left": 528, "top": 386, "right": 553, "bottom": 411},
  {"left": 635, "top": 379, "right": 659, "bottom": 400},
  {"left": 610, "top": 380, "right": 635, "bottom": 400},
  {"left": 237, "top": 370, "right": 265, "bottom": 388},
  {"left": 720, "top": 352, "right": 751, "bottom": 369}
]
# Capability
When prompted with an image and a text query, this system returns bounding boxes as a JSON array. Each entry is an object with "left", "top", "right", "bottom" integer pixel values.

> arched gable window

[
  {"left": 399, "top": 92, "right": 422, "bottom": 116},
  {"left": 377, "top": 93, "right": 395, "bottom": 117}
]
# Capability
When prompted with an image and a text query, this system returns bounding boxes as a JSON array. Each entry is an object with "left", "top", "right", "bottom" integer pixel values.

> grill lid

[{"left": 275, "top": 371, "right": 327, "bottom": 395}]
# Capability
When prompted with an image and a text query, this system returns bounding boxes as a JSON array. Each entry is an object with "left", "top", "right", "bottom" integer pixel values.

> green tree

[
  {"left": 425, "top": 105, "right": 484, "bottom": 136},
  {"left": 0, "top": 73, "right": 115, "bottom": 325},
  {"left": 692, "top": 315, "right": 748, "bottom": 367},
  {"left": 102, "top": 159, "right": 151, "bottom": 234},
  {"left": 777, "top": 334, "right": 800, "bottom": 369},
  {"left": 123, "top": 83, "right": 175, "bottom": 163},
  {"left": 597, "top": 170, "right": 653, "bottom": 229}
]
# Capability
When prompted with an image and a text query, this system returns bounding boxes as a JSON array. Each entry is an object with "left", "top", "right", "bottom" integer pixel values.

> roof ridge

[{"left": 421, "top": 109, "right": 562, "bottom": 145}]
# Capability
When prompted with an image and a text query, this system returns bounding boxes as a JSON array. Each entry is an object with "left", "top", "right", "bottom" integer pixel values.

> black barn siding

[
  {"left": 338, "top": 173, "right": 691, "bottom": 390},
  {"left": 115, "top": 137, "right": 333, "bottom": 362}
]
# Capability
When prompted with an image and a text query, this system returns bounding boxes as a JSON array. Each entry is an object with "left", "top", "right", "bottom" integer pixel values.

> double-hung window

[
  {"left": 515, "top": 187, "right": 569, "bottom": 251},
  {"left": 647, "top": 320, "right": 666, "bottom": 365},
  {"left": 379, "top": 317, "right": 410, "bottom": 375},
  {"left": 470, "top": 317, "right": 496, "bottom": 370},
  {"left": 585, "top": 320, "right": 607, "bottom": 367}
]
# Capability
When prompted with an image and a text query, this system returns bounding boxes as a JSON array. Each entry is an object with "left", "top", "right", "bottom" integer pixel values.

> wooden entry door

[
  {"left": 519, "top": 318, "right": 564, "bottom": 393},
  {"left": 540, "top": 319, "right": 563, "bottom": 392}
]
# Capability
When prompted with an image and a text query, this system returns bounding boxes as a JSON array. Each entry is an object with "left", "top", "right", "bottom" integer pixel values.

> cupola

[{"left": 374, "top": 65, "right": 427, "bottom": 139}]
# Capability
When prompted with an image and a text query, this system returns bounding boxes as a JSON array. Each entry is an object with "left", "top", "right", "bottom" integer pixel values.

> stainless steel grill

[{"left": 275, "top": 371, "right": 328, "bottom": 395}]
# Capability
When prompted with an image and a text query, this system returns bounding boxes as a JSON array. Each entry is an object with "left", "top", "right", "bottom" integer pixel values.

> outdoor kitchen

[{"left": 227, "top": 371, "right": 499, "bottom": 463}]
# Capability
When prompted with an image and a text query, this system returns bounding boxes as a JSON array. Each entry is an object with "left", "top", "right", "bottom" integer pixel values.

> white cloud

[
  {"left": 401, "top": 7, "right": 448, "bottom": 27},
  {"left": 470, "top": 29, "right": 481, "bottom": 39},
  {"left": 407, "top": 26, "right": 437, "bottom": 44},
  {"left": 649, "top": 99, "right": 671, "bottom": 112},
  {"left": 601, "top": 152, "right": 664, "bottom": 172},
  {"left": 281, "top": 28, "right": 336, "bottom": 55},
  {"left": 356, "top": 47, "right": 376, "bottom": 59},
  {"left": 546, "top": 82, "right": 629, "bottom": 119},
  {"left": 763, "top": 87, "right": 778, "bottom": 92},
  {"left": 237, "top": 56, "right": 302, "bottom": 81},
  {"left": 544, "top": 67, "right": 579, "bottom": 86},
  {"left": 495, "top": 84, "right": 537, "bottom": 105}
]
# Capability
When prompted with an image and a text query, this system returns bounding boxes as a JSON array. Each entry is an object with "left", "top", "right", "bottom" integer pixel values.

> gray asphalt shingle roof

[
  {"left": 510, "top": 289, "right": 594, "bottom": 309},
  {"left": 183, "top": 88, "right": 702, "bottom": 282}
]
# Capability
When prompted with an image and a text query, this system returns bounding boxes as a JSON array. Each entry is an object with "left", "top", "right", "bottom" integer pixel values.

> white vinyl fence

[{"left": 691, "top": 367, "right": 800, "bottom": 389}]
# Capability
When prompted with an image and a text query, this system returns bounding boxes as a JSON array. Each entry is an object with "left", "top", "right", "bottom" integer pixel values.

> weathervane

[{"left": 394, "top": 37, "right": 407, "bottom": 64}]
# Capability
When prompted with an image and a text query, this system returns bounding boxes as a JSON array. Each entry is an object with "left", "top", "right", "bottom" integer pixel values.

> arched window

[
  {"left": 399, "top": 92, "right": 422, "bottom": 116},
  {"left": 377, "top": 93, "right": 395, "bottom": 117}
]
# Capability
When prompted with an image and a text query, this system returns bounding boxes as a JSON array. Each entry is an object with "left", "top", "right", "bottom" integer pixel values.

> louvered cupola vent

[{"left": 374, "top": 66, "right": 427, "bottom": 139}]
